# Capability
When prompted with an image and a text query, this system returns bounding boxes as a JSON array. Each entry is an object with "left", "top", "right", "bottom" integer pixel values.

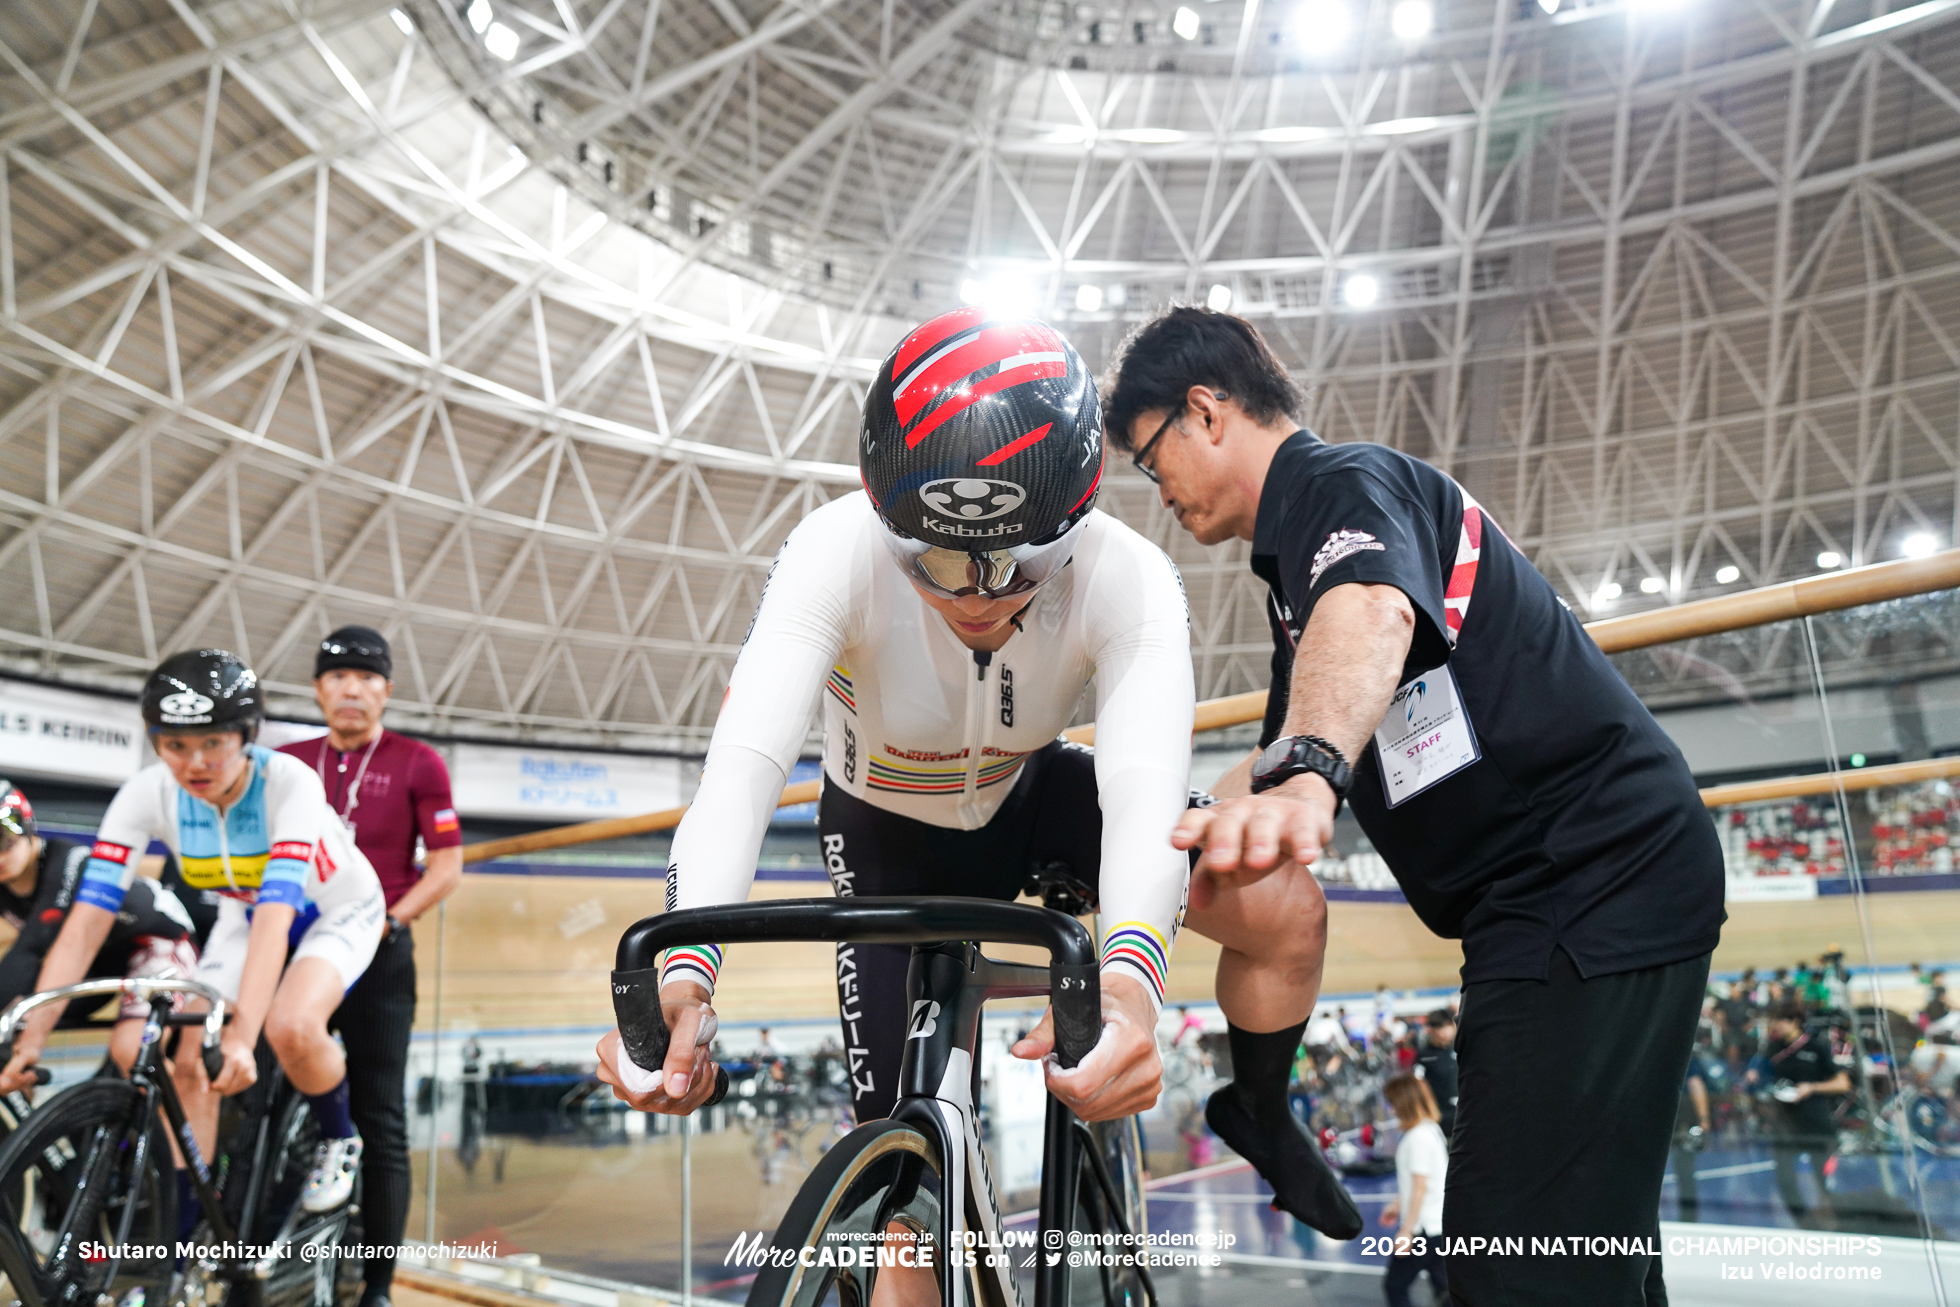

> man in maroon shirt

[{"left": 280, "top": 625, "right": 463, "bottom": 1307}]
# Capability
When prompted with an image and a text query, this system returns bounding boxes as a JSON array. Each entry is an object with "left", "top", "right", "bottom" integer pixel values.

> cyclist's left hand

[
  {"left": 1013, "top": 974, "right": 1161, "bottom": 1122},
  {"left": 210, "top": 1035, "right": 259, "bottom": 1096},
  {"left": 0, "top": 1047, "right": 42, "bottom": 1096}
]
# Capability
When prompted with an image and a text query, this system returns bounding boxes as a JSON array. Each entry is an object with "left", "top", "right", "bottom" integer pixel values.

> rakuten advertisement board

[{"left": 448, "top": 744, "right": 685, "bottom": 820}]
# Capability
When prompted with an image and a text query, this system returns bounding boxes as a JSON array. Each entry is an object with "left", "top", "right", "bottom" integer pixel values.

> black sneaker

[{"left": 1205, "top": 1085, "right": 1364, "bottom": 1240}]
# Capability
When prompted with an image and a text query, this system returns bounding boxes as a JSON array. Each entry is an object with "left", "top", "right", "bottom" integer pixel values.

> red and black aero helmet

[
  {"left": 861, "top": 309, "right": 1104, "bottom": 548},
  {"left": 140, "top": 649, "right": 262, "bottom": 741},
  {"left": 0, "top": 781, "right": 33, "bottom": 845}
]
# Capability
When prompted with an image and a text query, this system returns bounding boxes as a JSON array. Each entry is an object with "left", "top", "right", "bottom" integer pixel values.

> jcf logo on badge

[{"left": 907, "top": 999, "right": 940, "bottom": 1040}]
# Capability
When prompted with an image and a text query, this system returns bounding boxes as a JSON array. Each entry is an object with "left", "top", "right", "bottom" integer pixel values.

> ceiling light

[
  {"left": 1715, "top": 565, "right": 1740, "bottom": 584},
  {"left": 961, "top": 274, "right": 1036, "bottom": 318},
  {"left": 466, "top": 0, "right": 493, "bottom": 34},
  {"left": 1342, "top": 274, "right": 1380, "bottom": 309},
  {"left": 1639, "top": 576, "right": 1664, "bottom": 594},
  {"left": 484, "top": 21, "right": 519, "bottom": 59},
  {"left": 1296, "top": 0, "right": 1352, "bottom": 52},
  {"left": 1173, "top": 7, "right": 1201, "bottom": 40},
  {"left": 390, "top": 9, "right": 414, "bottom": 34},
  {"left": 1391, "top": 0, "right": 1433, "bottom": 39},
  {"left": 1206, "top": 283, "right": 1233, "bottom": 311},
  {"left": 1106, "top": 283, "right": 1128, "bottom": 309},
  {"left": 1594, "top": 581, "right": 1622, "bottom": 605},
  {"left": 1538, "top": 0, "right": 1559, "bottom": 11},
  {"left": 1816, "top": 551, "right": 1841, "bottom": 569},
  {"left": 1903, "top": 532, "right": 1939, "bottom": 558},
  {"left": 1075, "top": 284, "right": 1104, "bottom": 313}
]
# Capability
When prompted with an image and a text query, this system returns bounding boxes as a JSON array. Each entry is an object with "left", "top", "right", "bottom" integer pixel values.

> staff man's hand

[
  {"left": 596, "top": 981, "right": 721, "bottom": 1114},
  {"left": 1012, "top": 974, "right": 1162, "bottom": 1122},
  {"left": 1172, "top": 774, "right": 1337, "bottom": 909}
]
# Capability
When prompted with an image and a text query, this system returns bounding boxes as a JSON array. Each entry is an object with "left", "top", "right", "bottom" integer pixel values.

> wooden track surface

[{"left": 411, "top": 873, "right": 1960, "bottom": 1032}]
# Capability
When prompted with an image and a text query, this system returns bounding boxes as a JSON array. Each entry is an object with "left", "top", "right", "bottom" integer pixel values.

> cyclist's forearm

[
  {"left": 230, "top": 904, "right": 296, "bottom": 1042},
  {"left": 662, "top": 744, "right": 788, "bottom": 996},
  {"left": 1089, "top": 606, "right": 1195, "bottom": 1014}
]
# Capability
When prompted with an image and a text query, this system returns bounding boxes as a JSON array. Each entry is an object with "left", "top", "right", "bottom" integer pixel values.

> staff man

[
  {"left": 1104, "top": 306, "right": 1725, "bottom": 1305},
  {"left": 279, "top": 626, "right": 464, "bottom": 1307}
]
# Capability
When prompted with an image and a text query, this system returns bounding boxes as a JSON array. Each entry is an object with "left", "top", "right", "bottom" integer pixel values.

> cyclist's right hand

[
  {"left": 595, "top": 981, "right": 720, "bottom": 1114},
  {"left": 210, "top": 1034, "right": 259, "bottom": 1095}
]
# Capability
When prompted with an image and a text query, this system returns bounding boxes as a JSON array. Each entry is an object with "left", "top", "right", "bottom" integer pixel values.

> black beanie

[{"left": 316, "top": 625, "right": 392, "bottom": 679}]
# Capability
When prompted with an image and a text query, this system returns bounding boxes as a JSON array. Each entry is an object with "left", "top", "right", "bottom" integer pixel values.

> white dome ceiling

[{"left": 3, "top": 0, "right": 1960, "bottom": 746}]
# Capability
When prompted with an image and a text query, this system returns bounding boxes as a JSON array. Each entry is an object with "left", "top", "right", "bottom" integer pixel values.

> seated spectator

[{"left": 1911, "top": 1033, "right": 1959, "bottom": 1099}]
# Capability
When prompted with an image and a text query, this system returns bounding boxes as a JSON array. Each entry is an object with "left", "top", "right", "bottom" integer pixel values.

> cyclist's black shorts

[
  {"left": 819, "top": 739, "right": 1120, "bottom": 1124},
  {"left": 0, "top": 836, "right": 199, "bottom": 1024}
]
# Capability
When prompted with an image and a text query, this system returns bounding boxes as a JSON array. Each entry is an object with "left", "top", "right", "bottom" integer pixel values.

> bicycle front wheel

[
  {"left": 1071, "top": 1116, "right": 1153, "bottom": 1307},
  {"left": 745, "top": 1119, "right": 946, "bottom": 1307},
  {"left": 0, "top": 1077, "right": 175, "bottom": 1307}
]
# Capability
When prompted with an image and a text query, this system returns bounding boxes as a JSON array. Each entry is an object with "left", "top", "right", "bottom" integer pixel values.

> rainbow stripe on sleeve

[
  {"left": 660, "top": 944, "right": 724, "bottom": 994},
  {"left": 1099, "top": 922, "right": 1169, "bottom": 1007}
]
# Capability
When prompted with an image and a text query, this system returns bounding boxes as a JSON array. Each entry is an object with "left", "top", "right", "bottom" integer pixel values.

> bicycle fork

[{"left": 887, "top": 944, "right": 1082, "bottom": 1307}]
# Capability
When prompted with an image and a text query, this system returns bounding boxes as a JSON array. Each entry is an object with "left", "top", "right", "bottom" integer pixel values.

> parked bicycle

[
  {"left": 0, "top": 977, "right": 364, "bottom": 1307},
  {"left": 612, "top": 896, "right": 1154, "bottom": 1307}
]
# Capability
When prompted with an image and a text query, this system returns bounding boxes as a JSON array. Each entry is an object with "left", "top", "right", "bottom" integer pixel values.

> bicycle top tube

[{"left": 612, "top": 896, "right": 1101, "bottom": 1076}]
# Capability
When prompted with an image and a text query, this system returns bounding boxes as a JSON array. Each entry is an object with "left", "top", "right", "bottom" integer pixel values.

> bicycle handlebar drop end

[
  {"left": 610, "top": 965, "right": 671, "bottom": 1076},
  {"left": 1050, "top": 963, "right": 1100, "bottom": 1071},
  {"left": 608, "top": 969, "right": 729, "bottom": 1110}
]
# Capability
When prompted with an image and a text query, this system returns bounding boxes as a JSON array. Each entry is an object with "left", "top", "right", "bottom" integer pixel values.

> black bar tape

[
  {"left": 610, "top": 966, "right": 671, "bottom": 1073},
  {"left": 1050, "top": 962, "right": 1100, "bottom": 1069}
]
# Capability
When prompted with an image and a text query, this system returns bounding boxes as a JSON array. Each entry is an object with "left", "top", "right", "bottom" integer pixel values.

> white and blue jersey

[{"left": 82, "top": 747, "right": 384, "bottom": 994}]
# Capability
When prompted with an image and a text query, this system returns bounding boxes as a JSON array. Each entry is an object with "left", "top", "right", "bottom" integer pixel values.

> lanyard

[{"left": 316, "top": 731, "right": 382, "bottom": 824}]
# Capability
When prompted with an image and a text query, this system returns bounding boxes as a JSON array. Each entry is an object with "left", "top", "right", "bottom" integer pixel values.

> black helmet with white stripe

[{"left": 141, "top": 649, "right": 262, "bottom": 741}]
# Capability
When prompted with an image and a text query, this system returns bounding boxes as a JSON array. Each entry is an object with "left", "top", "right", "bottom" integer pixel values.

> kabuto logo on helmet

[
  {"left": 158, "top": 689, "right": 215, "bottom": 722},
  {"left": 920, "top": 478, "right": 1026, "bottom": 522}
]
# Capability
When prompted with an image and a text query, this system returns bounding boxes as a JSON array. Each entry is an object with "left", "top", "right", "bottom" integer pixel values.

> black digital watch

[{"left": 1249, "top": 734, "right": 1353, "bottom": 804}]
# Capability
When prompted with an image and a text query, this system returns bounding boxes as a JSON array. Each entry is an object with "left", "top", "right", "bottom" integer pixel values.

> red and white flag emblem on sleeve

[{"left": 1444, "top": 498, "right": 1485, "bottom": 646}]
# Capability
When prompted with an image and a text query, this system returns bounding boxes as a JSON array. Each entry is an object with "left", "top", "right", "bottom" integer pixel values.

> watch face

[{"left": 1254, "top": 737, "right": 1294, "bottom": 777}]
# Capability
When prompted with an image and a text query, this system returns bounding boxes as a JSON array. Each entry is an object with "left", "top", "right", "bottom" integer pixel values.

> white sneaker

[{"left": 302, "top": 1136, "right": 363, "bottom": 1213}]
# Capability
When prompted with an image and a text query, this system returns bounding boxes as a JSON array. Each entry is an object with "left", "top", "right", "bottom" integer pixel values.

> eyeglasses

[
  {"left": 881, "top": 519, "right": 1087, "bottom": 601},
  {"left": 1131, "top": 391, "right": 1225, "bottom": 485}
]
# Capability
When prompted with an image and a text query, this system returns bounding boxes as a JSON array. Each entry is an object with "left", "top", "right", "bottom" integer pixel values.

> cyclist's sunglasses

[{"left": 882, "top": 519, "right": 1085, "bottom": 601}]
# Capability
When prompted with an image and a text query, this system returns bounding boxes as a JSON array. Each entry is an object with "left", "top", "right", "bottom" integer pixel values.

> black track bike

[
  {"left": 612, "top": 897, "right": 1155, "bottom": 1307},
  {"left": 0, "top": 978, "right": 364, "bottom": 1307}
]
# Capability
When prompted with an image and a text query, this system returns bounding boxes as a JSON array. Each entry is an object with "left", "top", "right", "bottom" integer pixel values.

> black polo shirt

[
  {"left": 1253, "top": 431, "right": 1725, "bottom": 984},
  {"left": 1767, "top": 1030, "right": 1843, "bottom": 1136}
]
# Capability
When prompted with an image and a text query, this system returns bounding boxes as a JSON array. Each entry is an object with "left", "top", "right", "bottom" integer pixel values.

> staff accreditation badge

[{"left": 1372, "top": 664, "right": 1480, "bottom": 808}]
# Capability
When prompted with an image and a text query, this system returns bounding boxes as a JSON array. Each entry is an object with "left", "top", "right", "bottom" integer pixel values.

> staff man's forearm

[
  {"left": 1276, "top": 582, "right": 1415, "bottom": 764},
  {"left": 391, "top": 845, "right": 463, "bottom": 924}
]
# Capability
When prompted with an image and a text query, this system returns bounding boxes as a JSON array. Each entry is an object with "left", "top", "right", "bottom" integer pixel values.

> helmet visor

[{"left": 881, "top": 518, "right": 1086, "bottom": 600}]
